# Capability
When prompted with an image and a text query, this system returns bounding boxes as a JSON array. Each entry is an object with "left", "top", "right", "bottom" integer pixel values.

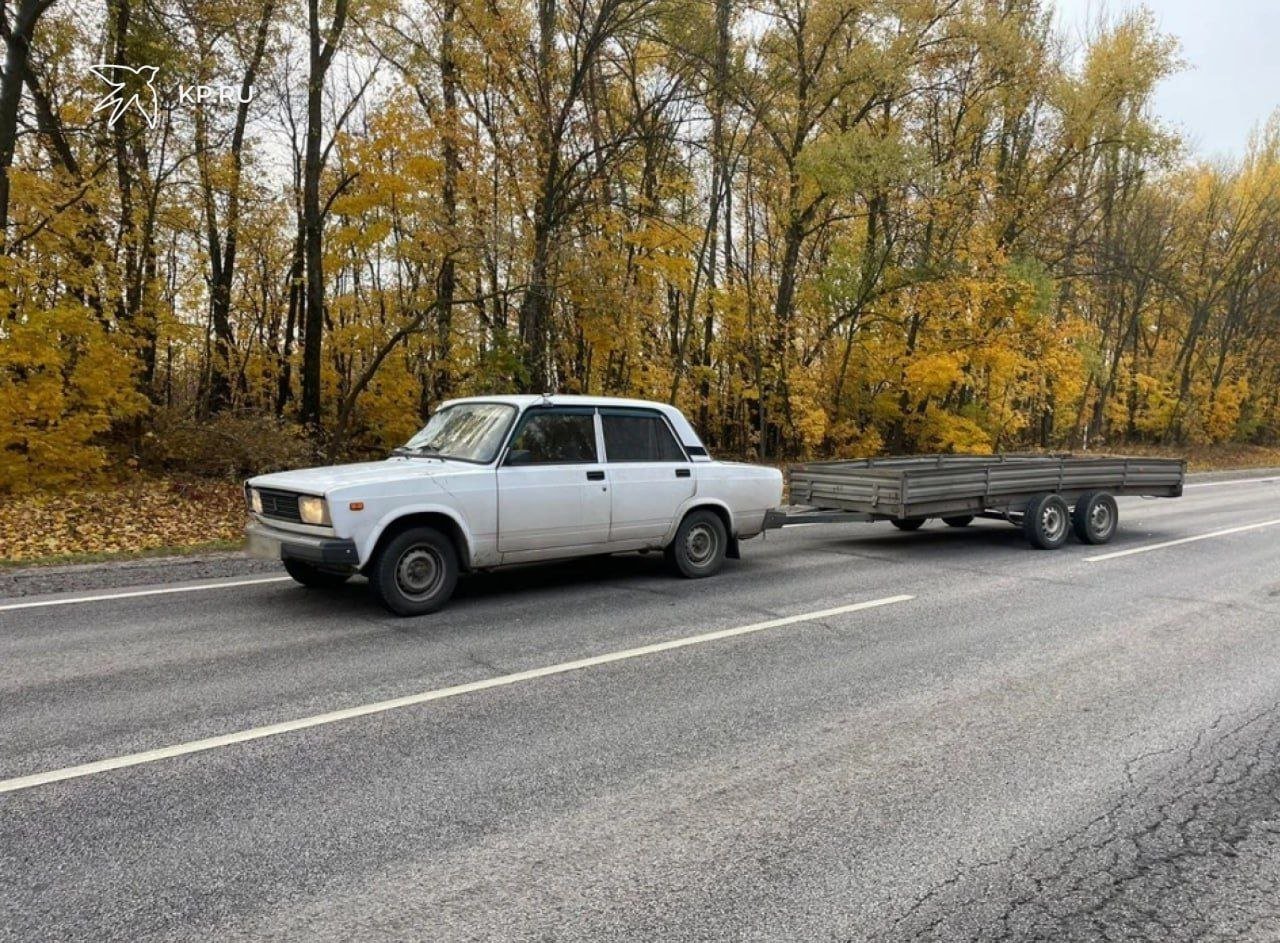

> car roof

[
  {"left": 438, "top": 394, "right": 712, "bottom": 459},
  {"left": 440, "top": 394, "right": 679, "bottom": 411}
]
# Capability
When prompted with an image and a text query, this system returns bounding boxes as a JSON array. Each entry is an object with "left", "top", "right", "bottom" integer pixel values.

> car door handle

[
  {"left": 586, "top": 470, "right": 605, "bottom": 481},
  {"left": 675, "top": 468, "right": 691, "bottom": 478}
]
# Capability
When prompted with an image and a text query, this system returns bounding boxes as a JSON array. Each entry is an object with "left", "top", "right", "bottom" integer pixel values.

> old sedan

[{"left": 245, "top": 395, "right": 783, "bottom": 615}]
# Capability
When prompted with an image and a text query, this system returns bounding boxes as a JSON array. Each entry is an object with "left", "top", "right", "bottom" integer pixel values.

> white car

[{"left": 245, "top": 395, "right": 783, "bottom": 615}]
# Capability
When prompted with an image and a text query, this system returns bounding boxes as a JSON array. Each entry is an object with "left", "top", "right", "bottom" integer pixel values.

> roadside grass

[{"left": 4, "top": 444, "right": 1277, "bottom": 568}]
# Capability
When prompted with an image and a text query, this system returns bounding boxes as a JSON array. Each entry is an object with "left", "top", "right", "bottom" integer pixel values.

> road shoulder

[{"left": 3, "top": 467, "right": 1276, "bottom": 601}]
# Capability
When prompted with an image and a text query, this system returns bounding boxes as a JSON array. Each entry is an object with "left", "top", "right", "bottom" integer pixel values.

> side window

[
  {"left": 506, "top": 411, "right": 597, "bottom": 464},
  {"left": 602, "top": 413, "right": 687, "bottom": 462}
]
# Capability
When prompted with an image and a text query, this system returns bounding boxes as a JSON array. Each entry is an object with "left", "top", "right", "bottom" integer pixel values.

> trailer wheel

[
  {"left": 1022, "top": 494, "right": 1070, "bottom": 549},
  {"left": 891, "top": 517, "right": 927, "bottom": 531},
  {"left": 1072, "top": 491, "right": 1118, "bottom": 545},
  {"left": 942, "top": 516, "right": 974, "bottom": 528}
]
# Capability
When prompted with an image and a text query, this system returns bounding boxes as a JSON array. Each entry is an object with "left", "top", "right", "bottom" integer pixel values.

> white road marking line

[
  {"left": 1085, "top": 518, "right": 1280, "bottom": 562},
  {"left": 0, "top": 576, "right": 293, "bottom": 612},
  {"left": 0, "top": 594, "right": 912, "bottom": 795},
  {"left": 1184, "top": 476, "right": 1280, "bottom": 489}
]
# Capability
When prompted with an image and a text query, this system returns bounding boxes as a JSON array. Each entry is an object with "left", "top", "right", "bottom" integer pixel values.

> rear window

[{"left": 602, "top": 413, "right": 686, "bottom": 462}]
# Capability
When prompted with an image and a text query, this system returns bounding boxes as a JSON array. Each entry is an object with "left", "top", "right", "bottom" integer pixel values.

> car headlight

[
  {"left": 249, "top": 488, "right": 263, "bottom": 514},
  {"left": 297, "top": 495, "right": 330, "bottom": 525}
]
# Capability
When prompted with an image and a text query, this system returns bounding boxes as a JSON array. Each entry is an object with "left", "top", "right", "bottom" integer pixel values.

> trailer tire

[
  {"left": 942, "top": 516, "right": 974, "bottom": 528},
  {"left": 283, "top": 558, "right": 351, "bottom": 589},
  {"left": 667, "top": 509, "right": 728, "bottom": 578},
  {"left": 1072, "top": 491, "right": 1118, "bottom": 545},
  {"left": 891, "top": 517, "right": 927, "bottom": 531},
  {"left": 1023, "top": 494, "right": 1070, "bottom": 549},
  {"left": 368, "top": 526, "right": 458, "bottom": 616}
]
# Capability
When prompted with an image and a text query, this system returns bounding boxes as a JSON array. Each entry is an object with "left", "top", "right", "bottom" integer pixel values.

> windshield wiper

[{"left": 391, "top": 446, "right": 443, "bottom": 458}]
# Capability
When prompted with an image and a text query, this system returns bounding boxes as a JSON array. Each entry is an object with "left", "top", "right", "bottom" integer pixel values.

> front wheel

[
  {"left": 368, "top": 526, "right": 459, "bottom": 616},
  {"left": 666, "top": 509, "right": 728, "bottom": 579},
  {"left": 283, "top": 558, "right": 352, "bottom": 589}
]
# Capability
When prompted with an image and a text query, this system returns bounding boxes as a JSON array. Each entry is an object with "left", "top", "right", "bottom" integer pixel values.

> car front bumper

[{"left": 246, "top": 519, "right": 360, "bottom": 567}]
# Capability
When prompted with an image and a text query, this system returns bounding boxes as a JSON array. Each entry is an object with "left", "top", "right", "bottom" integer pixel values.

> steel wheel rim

[
  {"left": 1089, "top": 501, "right": 1112, "bottom": 536},
  {"left": 395, "top": 546, "right": 445, "bottom": 601},
  {"left": 685, "top": 523, "right": 719, "bottom": 567},
  {"left": 1041, "top": 504, "right": 1066, "bottom": 541}
]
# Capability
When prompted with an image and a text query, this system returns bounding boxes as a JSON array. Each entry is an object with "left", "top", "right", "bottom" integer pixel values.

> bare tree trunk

[
  {"left": 105, "top": 0, "right": 161, "bottom": 397},
  {"left": 277, "top": 230, "right": 303, "bottom": 413},
  {"left": 108, "top": 0, "right": 136, "bottom": 329},
  {"left": 299, "top": 0, "right": 348, "bottom": 428},
  {"left": 697, "top": 0, "right": 730, "bottom": 436},
  {"left": 517, "top": 0, "right": 558, "bottom": 393},
  {"left": 433, "top": 0, "right": 459, "bottom": 404},
  {"left": 198, "top": 0, "right": 275, "bottom": 413},
  {"left": 519, "top": 214, "right": 555, "bottom": 391},
  {"left": 0, "top": 0, "right": 54, "bottom": 249}
]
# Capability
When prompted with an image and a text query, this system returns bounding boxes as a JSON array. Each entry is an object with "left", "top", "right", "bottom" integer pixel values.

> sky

[{"left": 1052, "top": 0, "right": 1280, "bottom": 159}]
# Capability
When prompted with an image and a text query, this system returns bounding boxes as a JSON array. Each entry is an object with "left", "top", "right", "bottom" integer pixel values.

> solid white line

[
  {"left": 0, "top": 576, "right": 293, "bottom": 612},
  {"left": 1085, "top": 518, "right": 1280, "bottom": 562},
  {"left": 0, "top": 594, "right": 913, "bottom": 794},
  {"left": 1184, "top": 476, "right": 1279, "bottom": 489}
]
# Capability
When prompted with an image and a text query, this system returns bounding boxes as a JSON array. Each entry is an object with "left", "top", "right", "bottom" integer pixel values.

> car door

[
  {"left": 497, "top": 407, "right": 611, "bottom": 555},
  {"left": 600, "top": 408, "right": 695, "bottom": 544}
]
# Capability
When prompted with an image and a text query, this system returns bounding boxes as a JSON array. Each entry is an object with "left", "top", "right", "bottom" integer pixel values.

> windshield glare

[{"left": 400, "top": 403, "right": 516, "bottom": 463}]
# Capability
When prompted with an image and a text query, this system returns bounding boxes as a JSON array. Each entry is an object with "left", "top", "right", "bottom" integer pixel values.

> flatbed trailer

[{"left": 763, "top": 454, "right": 1186, "bottom": 549}]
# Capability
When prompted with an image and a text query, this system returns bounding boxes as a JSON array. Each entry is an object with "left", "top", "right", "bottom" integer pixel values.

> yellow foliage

[{"left": 0, "top": 291, "right": 146, "bottom": 492}]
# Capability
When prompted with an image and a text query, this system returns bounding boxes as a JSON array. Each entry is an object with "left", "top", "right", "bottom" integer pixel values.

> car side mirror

[{"left": 505, "top": 448, "right": 533, "bottom": 466}]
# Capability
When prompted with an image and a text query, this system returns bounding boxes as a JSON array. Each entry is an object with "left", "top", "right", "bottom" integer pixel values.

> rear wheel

[
  {"left": 891, "top": 517, "right": 927, "bottom": 531},
  {"left": 942, "top": 515, "right": 974, "bottom": 528},
  {"left": 283, "top": 558, "right": 351, "bottom": 589},
  {"left": 667, "top": 509, "right": 728, "bottom": 578},
  {"left": 368, "top": 526, "right": 458, "bottom": 616},
  {"left": 1022, "top": 493, "right": 1070, "bottom": 550},
  {"left": 1072, "top": 491, "right": 1118, "bottom": 545}
]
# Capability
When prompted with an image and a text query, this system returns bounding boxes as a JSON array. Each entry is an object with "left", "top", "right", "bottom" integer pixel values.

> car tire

[
  {"left": 1071, "top": 491, "right": 1118, "bottom": 545},
  {"left": 1022, "top": 493, "right": 1070, "bottom": 549},
  {"left": 368, "top": 526, "right": 459, "bottom": 616},
  {"left": 283, "top": 558, "right": 352, "bottom": 589},
  {"left": 891, "top": 517, "right": 927, "bottom": 531},
  {"left": 942, "top": 515, "right": 974, "bottom": 527},
  {"left": 667, "top": 509, "right": 728, "bottom": 579}
]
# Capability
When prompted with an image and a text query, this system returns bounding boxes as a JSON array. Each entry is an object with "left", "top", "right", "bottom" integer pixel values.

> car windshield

[{"left": 397, "top": 402, "right": 516, "bottom": 463}]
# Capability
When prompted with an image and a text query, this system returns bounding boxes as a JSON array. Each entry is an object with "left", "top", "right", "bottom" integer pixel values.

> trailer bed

[{"left": 785, "top": 453, "right": 1185, "bottom": 520}]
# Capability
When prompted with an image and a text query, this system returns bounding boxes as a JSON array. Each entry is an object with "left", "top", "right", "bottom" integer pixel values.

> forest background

[{"left": 2, "top": 0, "right": 1279, "bottom": 559}]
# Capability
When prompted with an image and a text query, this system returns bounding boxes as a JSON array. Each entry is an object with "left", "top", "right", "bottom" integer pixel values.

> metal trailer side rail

[{"left": 778, "top": 454, "right": 1185, "bottom": 523}]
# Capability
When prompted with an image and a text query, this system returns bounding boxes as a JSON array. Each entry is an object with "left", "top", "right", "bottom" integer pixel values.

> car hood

[{"left": 249, "top": 458, "right": 474, "bottom": 494}]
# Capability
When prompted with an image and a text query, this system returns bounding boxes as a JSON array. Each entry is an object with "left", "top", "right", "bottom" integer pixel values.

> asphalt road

[{"left": 3, "top": 473, "right": 1280, "bottom": 942}]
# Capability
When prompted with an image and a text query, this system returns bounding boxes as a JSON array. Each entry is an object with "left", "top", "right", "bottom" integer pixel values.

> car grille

[{"left": 257, "top": 488, "right": 302, "bottom": 523}]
